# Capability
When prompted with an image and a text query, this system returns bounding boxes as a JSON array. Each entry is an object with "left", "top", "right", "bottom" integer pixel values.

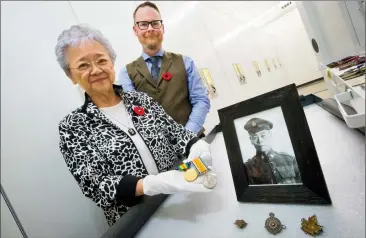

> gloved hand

[
  {"left": 184, "top": 140, "right": 217, "bottom": 188},
  {"left": 184, "top": 139, "right": 212, "bottom": 167},
  {"left": 143, "top": 170, "right": 212, "bottom": 196}
]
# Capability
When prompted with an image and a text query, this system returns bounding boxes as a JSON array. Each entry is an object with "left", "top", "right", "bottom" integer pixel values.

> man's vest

[{"left": 126, "top": 52, "right": 204, "bottom": 135}]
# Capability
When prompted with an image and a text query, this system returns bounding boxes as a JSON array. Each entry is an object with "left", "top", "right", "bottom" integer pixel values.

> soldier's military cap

[{"left": 244, "top": 117, "right": 273, "bottom": 133}]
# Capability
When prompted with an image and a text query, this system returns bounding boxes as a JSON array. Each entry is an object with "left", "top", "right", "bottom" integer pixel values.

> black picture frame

[{"left": 218, "top": 84, "right": 332, "bottom": 204}]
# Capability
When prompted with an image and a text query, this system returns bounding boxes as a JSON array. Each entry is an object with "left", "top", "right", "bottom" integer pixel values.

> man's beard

[
  {"left": 145, "top": 42, "right": 159, "bottom": 50},
  {"left": 142, "top": 32, "right": 162, "bottom": 50}
]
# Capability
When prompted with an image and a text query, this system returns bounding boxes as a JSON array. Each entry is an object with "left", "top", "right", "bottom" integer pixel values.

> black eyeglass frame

[{"left": 135, "top": 20, "right": 163, "bottom": 30}]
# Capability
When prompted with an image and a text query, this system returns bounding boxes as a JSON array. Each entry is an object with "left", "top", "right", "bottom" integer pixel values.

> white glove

[
  {"left": 184, "top": 140, "right": 217, "bottom": 187},
  {"left": 184, "top": 139, "right": 212, "bottom": 167},
  {"left": 143, "top": 170, "right": 212, "bottom": 196}
]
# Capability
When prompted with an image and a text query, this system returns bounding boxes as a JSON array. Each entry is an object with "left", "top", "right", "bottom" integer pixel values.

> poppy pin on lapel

[
  {"left": 133, "top": 106, "right": 145, "bottom": 116},
  {"left": 162, "top": 72, "right": 172, "bottom": 81}
]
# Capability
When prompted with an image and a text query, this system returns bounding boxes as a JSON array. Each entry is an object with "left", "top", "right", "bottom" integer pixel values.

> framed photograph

[{"left": 218, "top": 84, "right": 332, "bottom": 204}]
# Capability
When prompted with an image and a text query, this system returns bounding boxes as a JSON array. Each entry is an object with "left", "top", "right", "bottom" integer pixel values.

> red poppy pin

[
  {"left": 162, "top": 72, "right": 172, "bottom": 81},
  {"left": 133, "top": 106, "right": 145, "bottom": 116}
]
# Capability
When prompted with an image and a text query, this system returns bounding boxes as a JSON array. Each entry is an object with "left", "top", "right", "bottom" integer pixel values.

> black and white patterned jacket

[{"left": 59, "top": 85, "right": 199, "bottom": 226}]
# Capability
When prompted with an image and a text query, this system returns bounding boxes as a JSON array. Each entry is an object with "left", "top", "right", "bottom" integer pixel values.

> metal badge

[
  {"left": 264, "top": 213, "right": 286, "bottom": 235},
  {"left": 234, "top": 219, "right": 247, "bottom": 229},
  {"left": 301, "top": 215, "right": 323, "bottom": 236}
]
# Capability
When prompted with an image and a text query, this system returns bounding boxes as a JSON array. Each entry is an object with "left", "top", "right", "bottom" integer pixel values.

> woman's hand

[
  {"left": 185, "top": 139, "right": 217, "bottom": 186},
  {"left": 142, "top": 170, "right": 212, "bottom": 196},
  {"left": 185, "top": 139, "right": 212, "bottom": 167}
]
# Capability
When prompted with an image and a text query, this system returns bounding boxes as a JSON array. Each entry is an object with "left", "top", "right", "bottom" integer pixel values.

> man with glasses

[
  {"left": 118, "top": 1, "right": 210, "bottom": 138},
  {"left": 243, "top": 117, "right": 301, "bottom": 185}
]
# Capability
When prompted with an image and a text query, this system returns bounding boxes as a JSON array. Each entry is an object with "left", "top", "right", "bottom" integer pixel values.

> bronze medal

[{"left": 184, "top": 169, "right": 198, "bottom": 182}]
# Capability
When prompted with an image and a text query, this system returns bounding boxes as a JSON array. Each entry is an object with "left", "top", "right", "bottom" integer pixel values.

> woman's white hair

[{"left": 55, "top": 24, "right": 116, "bottom": 74}]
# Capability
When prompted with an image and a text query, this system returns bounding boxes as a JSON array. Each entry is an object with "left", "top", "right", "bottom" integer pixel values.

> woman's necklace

[{"left": 102, "top": 102, "right": 137, "bottom": 136}]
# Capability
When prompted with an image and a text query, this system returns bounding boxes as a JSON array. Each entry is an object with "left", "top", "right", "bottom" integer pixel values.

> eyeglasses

[
  {"left": 135, "top": 20, "right": 163, "bottom": 30},
  {"left": 69, "top": 57, "right": 111, "bottom": 73}
]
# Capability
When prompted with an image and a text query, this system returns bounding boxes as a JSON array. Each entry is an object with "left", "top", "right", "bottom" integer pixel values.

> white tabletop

[{"left": 136, "top": 104, "right": 365, "bottom": 238}]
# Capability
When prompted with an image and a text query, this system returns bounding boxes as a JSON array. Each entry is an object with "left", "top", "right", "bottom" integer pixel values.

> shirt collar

[
  {"left": 82, "top": 84, "right": 125, "bottom": 114},
  {"left": 141, "top": 48, "right": 165, "bottom": 61},
  {"left": 256, "top": 149, "right": 274, "bottom": 158}
]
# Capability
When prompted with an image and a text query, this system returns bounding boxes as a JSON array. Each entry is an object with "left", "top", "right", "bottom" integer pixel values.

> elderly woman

[{"left": 55, "top": 24, "right": 215, "bottom": 226}]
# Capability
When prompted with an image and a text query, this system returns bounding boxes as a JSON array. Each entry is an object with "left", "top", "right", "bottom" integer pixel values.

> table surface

[{"left": 136, "top": 104, "right": 365, "bottom": 238}]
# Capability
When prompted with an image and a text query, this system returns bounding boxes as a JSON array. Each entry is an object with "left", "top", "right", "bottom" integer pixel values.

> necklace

[
  {"left": 127, "top": 128, "right": 136, "bottom": 136},
  {"left": 101, "top": 102, "right": 137, "bottom": 136}
]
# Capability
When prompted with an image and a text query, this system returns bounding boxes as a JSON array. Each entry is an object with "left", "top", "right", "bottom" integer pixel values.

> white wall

[
  {"left": 1, "top": 2, "right": 109, "bottom": 238},
  {"left": 1, "top": 1, "right": 359, "bottom": 238}
]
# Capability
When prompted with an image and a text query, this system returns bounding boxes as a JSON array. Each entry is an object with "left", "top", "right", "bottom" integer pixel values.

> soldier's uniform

[{"left": 243, "top": 118, "right": 301, "bottom": 185}]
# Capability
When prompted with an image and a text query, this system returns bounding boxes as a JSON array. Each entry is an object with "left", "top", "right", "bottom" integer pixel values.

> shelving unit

[{"left": 321, "top": 55, "right": 365, "bottom": 128}]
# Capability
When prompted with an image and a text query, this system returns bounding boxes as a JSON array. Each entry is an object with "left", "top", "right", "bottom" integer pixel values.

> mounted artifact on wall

[
  {"left": 233, "top": 63, "right": 247, "bottom": 84},
  {"left": 199, "top": 68, "right": 218, "bottom": 99},
  {"left": 272, "top": 59, "right": 277, "bottom": 69},
  {"left": 252, "top": 61, "right": 262, "bottom": 77},
  {"left": 264, "top": 60, "right": 271, "bottom": 72}
]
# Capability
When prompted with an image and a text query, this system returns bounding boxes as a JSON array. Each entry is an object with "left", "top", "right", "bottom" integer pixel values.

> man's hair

[{"left": 133, "top": 1, "right": 161, "bottom": 21}]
